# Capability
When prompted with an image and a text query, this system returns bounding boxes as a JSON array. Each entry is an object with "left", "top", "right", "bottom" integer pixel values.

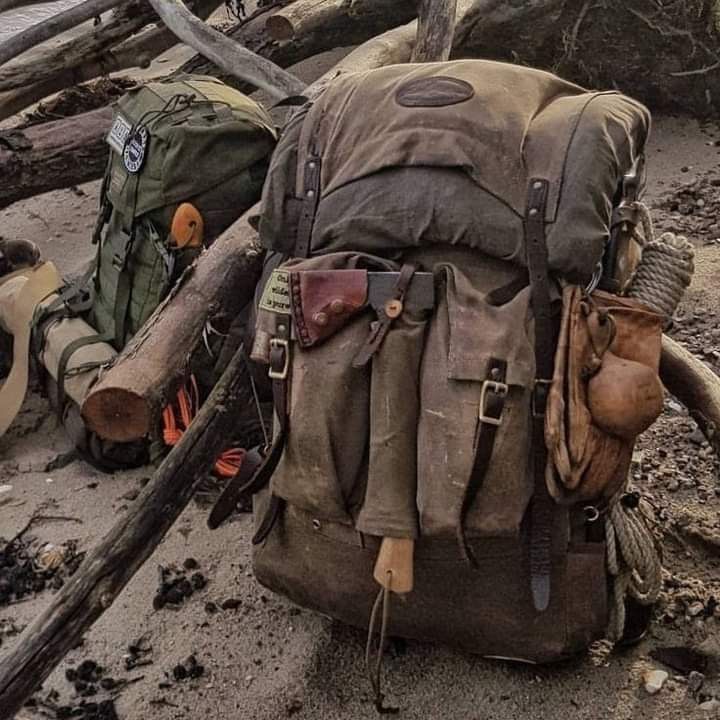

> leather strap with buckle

[
  {"left": 457, "top": 358, "right": 508, "bottom": 565},
  {"left": 525, "top": 178, "right": 556, "bottom": 613},
  {"left": 352, "top": 263, "right": 418, "bottom": 368}
]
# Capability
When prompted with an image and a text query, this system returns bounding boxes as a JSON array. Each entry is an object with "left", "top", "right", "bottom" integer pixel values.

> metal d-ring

[
  {"left": 584, "top": 262, "right": 603, "bottom": 295},
  {"left": 583, "top": 505, "right": 600, "bottom": 523}
]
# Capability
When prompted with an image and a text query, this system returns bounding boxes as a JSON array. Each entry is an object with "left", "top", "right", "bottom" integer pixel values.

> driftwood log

[
  {"left": 412, "top": 0, "right": 457, "bottom": 62},
  {"left": 0, "top": 105, "right": 113, "bottom": 211},
  {"left": 146, "top": 0, "right": 306, "bottom": 101},
  {"left": 0, "top": 0, "right": 124, "bottom": 67},
  {"left": 660, "top": 335, "right": 720, "bottom": 457},
  {"left": 0, "top": 343, "right": 255, "bottom": 720},
  {"left": 0, "top": 1, "right": 158, "bottom": 92},
  {"left": 0, "top": 0, "right": 221, "bottom": 122},
  {"left": 82, "top": 214, "right": 265, "bottom": 442},
  {"left": 264, "top": 0, "right": 415, "bottom": 42},
  {"left": 180, "top": 0, "right": 418, "bottom": 88}
]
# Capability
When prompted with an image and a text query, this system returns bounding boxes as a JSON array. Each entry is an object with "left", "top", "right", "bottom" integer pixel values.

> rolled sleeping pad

[
  {"left": 37, "top": 295, "right": 117, "bottom": 408},
  {"left": 0, "top": 263, "right": 63, "bottom": 438}
]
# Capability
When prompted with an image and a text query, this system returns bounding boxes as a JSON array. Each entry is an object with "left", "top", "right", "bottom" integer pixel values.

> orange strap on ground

[{"left": 162, "top": 376, "right": 246, "bottom": 478}]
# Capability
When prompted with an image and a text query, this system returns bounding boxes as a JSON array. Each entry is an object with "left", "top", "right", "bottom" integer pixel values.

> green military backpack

[
  {"left": 89, "top": 74, "right": 277, "bottom": 349},
  {"left": 35, "top": 75, "right": 277, "bottom": 469}
]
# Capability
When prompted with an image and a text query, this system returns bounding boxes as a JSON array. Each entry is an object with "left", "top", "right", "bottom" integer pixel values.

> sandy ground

[{"left": 1, "top": 50, "right": 720, "bottom": 719}]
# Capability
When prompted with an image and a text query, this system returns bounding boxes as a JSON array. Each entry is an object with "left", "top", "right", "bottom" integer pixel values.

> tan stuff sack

[{"left": 207, "top": 60, "right": 683, "bottom": 708}]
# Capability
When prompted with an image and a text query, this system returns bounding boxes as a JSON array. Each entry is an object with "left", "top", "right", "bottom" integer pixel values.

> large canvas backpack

[{"left": 210, "top": 60, "right": 666, "bottom": 704}]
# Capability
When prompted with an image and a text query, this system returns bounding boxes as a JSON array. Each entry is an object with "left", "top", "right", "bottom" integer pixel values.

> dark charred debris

[
  {"left": 24, "top": 657, "right": 134, "bottom": 720},
  {"left": 0, "top": 534, "right": 85, "bottom": 607},
  {"left": 153, "top": 558, "right": 208, "bottom": 610}
]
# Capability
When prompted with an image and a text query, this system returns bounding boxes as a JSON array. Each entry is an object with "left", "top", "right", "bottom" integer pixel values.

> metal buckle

[
  {"left": 532, "top": 379, "right": 553, "bottom": 418},
  {"left": 111, "top": 252, "right": 125, "bottom": 271},
  {"left": 268, "top": 338, "right": 290, "bottom": 380},
  {"left": 478, "top": 380, "right": 508, "bottom": 426}
]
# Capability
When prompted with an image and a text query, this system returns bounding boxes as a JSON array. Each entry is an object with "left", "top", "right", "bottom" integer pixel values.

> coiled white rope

[
  {"left": 605, "top": 497, "right": 663, "bottom": 641},
  {"left": 625, "top": 204, "right": 695, "bottom": 320},
  {"left": 603, "top": 204, "right": 692, "bottom": 641}
]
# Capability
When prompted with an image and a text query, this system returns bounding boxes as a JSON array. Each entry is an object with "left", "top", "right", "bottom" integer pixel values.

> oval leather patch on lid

[{"left": 395, "top": 76, "right": 474, "bottom": 107}]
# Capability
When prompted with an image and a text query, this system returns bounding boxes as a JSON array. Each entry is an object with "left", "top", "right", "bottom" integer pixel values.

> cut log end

[
  {"left": 81, "top": 387, "right": 151, "bottom": 442},
  {"left": 265, "top": 15, "right": 294, "bottom": 41}
]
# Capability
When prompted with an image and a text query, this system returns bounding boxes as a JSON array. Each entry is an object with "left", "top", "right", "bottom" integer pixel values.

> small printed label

[
  {"left": 108, "top": 165, "right": 128, "bottom": 196},
  {"left": 106, "top": 114, "right": 132, "bottom": 155},
  {"left": 123, "top": 126, "right": 149, "bottom": 174},
  {"left": 259, "top": 269, "right": 291, "bottom": 313}
]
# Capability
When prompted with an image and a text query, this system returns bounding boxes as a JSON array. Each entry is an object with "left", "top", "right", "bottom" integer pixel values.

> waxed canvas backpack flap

[
  {"left": 546, "top": 287, "right": 664, "bottom": 504},
  {"left": 416, "top": 248, "right": 537, "bottom": 539},
  {"left": 264, "top": 252, "right": 399, "bottom": 525},
  {"left": 260, "top": 60, "right": 649, "bottom": 284},
  {"left": 270, "top": 311, "right": 372, "bottom": 524}
]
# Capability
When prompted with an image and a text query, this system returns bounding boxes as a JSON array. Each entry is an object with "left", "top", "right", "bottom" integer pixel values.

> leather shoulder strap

[{"left": 525, "top": 178, "right": 556, "bottom": 613}]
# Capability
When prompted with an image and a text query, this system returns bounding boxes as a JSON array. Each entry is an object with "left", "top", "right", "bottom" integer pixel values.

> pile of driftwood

[
  {"left": 1, "top": 1, "right": 720, "bottom": 718},
  {"left": 2, "top": 0, "right": 720, "bottom": 208}
]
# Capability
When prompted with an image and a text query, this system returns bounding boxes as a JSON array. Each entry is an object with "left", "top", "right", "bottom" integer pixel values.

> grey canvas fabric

[
  {"left": 259, "top": 59, "right": 649, "bottom": 283},
  {"left": 265, "top": 246, "right": 553, "bottom": 542}
]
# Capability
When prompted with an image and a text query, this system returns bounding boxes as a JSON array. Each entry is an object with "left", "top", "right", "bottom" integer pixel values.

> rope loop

[{"left": 604, "top": 492, "right": 662, "bottom": 642}]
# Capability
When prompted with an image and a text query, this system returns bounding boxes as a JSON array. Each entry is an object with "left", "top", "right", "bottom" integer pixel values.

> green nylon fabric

[{"left": 89, "top": 75, "right": 277, "bottom": 347}]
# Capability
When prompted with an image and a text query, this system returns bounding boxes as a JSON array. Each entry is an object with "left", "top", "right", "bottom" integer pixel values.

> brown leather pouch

[
  {"left": 546, "top": 287, "right": 664, "bottom": 504},
  {"left": 289, "top": 270, "right": 368, "bottom": 348}
]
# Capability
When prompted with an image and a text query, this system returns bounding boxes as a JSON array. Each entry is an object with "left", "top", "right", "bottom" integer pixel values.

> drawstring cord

[{"left": 365, "top": 574, "right": 399, "bottom": 715}]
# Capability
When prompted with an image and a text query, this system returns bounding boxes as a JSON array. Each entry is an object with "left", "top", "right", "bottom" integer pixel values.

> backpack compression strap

[
  {"left": 207, "top": 320, "right": 291, "bottom": 532},
  {"left": 525, "top": 178, "right": 556, "bottom": 613}
]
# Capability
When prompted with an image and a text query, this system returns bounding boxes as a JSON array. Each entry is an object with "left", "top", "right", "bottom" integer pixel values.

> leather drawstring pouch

[{"left": 545, "top": 286, "right": 664, "bottom": 505}]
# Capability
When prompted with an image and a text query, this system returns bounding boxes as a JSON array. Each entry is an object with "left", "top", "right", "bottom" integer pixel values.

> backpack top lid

[
  {"left": 105, "top": 75, "right": 277, "bottom": 219},
  {"left": 259, "top": 59, "right": 650, "bottom": 283}
]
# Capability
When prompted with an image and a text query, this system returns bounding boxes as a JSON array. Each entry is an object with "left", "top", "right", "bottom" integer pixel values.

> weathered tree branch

[
  {"left": 0, "top": 1, "right": 157, "bottom": 93},
  {"left": 0, "top": 343, "right": 255, "bottom": 720},
  {"left": 147, "top": 0, "right": 306, "bottom": 100},
  {"left": 0, "top": 0, "right": 219, "bottom": 122},
  {"left": 0, "top": 0, "right": 125, "bottom": 67},
  {"left": 660, "top": 335, "right": 720, "bottom": 457},
  {"left": 180, "top": 0, "right": 417, "bottom": 87},
  {"left": 81, "top": 214, "right": 265, "bottom": 442},
  {"left": 412, "top": 0, "right": 457, "bottom": 62},
  {"left": 264, "top": 0, "right": 415, "bottom": 42},
  {"left": 0, "top": 105, "right": 113, "bottom": 211}
]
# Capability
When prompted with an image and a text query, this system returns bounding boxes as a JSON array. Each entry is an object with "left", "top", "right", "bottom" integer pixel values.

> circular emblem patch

[
  {"left": 395, "top": 76, "right": 474, "bottom": 108},
  {"left": 123, "top": 126, "right": 148, "bottom": 174}
]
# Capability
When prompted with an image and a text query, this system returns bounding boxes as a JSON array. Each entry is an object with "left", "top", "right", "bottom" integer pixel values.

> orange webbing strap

[{"left": 162, "top": 375, "right": 246, "bottom": 478}]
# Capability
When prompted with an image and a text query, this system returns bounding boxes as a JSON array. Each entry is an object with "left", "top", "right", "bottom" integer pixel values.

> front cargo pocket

[
  {"left": 270, "top": 312, "right": 372, "bottom": 524},
  {"left": 417, "top": 254, "right": 537, "bottom": 539}
]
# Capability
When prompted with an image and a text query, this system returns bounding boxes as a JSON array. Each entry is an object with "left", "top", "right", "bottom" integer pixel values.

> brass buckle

[
  {"left": 478, "top": 380, "right": 508, "bottom": 426},
  {"left": 268, "top": 338, "right": 290, "bottom": 380}
]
